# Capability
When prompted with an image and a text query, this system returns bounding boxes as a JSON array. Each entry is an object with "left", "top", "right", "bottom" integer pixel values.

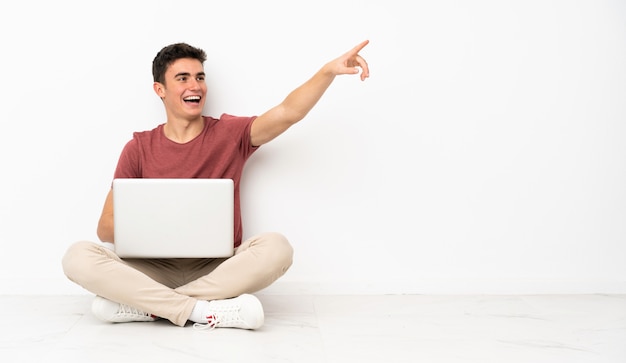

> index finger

[{"left": 350, "top": 40, "right": 370, "bottom": 55}]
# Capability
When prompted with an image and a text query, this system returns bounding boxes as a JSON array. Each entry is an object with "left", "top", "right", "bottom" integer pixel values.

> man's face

[{"left": 154, "top": 57, "right": 207, "bottom": 120}]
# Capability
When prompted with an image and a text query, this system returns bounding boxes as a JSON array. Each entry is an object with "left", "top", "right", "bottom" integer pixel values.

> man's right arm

[{"left": 96, "top": 188, "right": 115, "bottom": 243}]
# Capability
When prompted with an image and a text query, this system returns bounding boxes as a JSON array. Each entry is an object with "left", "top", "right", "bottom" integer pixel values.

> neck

[{"left": 163, "top": 117, "right": 204, "bottom": 144}]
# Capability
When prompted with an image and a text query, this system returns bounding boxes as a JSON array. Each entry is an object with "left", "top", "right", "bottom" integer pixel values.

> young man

[{"left": 62, "top": 40, "right": 370, "bottom": 330}]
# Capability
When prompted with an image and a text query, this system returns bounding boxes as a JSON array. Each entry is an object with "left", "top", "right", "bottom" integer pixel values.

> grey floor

[{"left": 1, "top": 294, "right": 625, "bottom": 362}]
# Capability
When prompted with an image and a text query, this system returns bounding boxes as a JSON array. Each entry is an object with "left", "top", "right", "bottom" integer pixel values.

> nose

[{"left": 189, "top": 78, "right": 201, "bottom": 90}]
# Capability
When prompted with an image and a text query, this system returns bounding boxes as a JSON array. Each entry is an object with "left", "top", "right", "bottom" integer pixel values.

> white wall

[{"left": 1, "top": 0, "right": 625, "bottom": 295}]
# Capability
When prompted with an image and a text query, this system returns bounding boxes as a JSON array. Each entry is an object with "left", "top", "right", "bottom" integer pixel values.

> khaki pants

[{"left": 62, "top": 232, "right": 293, "bottom": 327}]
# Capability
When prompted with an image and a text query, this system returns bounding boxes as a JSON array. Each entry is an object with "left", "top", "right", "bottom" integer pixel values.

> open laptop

[{"left": 112, "top": 178, "right": 234, "bottom": 258}]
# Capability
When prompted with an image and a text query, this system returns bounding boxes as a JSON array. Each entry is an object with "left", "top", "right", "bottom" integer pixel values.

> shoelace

[
  {"left": 192, "top": 305, "right": 242, "bottom": 331},
  {"left": 117, "top": 304, "right": 154, "bottom": 319}
]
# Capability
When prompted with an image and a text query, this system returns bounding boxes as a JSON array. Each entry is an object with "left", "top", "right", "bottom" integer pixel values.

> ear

[{"left": 153, "top": 82, "right": 165, "bottom": 98}]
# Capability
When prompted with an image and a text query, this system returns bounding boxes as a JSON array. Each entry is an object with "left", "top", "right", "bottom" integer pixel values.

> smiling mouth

[{"left": 183, "top": 96, "right": 201, "bottom": 103}]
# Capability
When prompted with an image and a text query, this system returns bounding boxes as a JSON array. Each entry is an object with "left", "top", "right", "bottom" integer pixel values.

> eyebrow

[{"left": 174, "top": 72, "right": 206, "bottom": 78}]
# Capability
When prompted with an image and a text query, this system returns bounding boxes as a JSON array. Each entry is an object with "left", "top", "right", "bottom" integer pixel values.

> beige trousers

[{"left": 62, "top": 232, "right": 293, "bottom": 327}]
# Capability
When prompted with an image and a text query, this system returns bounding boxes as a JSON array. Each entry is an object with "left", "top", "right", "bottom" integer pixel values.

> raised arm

[{"left": 250, "top": 40, "right": 370, "bottom": 147}]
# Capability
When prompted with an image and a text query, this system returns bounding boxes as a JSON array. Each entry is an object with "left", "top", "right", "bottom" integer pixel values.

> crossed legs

[{"left": 62, "top": 232, "right": 293, "bottom": 327}]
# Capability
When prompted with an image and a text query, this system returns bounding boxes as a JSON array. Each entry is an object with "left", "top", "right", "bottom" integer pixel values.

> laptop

[{"left": 112, "top": 178, "right": 234, "bottom": 258}]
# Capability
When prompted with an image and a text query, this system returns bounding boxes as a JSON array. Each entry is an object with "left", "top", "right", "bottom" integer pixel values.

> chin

[{"left": 186, "top": 108, "right": 204, "bottom": 117}]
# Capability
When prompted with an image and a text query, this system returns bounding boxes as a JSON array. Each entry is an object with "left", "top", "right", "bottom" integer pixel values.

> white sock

[{"left": 189, "top": 300, "right": 211, "bottom": 323}]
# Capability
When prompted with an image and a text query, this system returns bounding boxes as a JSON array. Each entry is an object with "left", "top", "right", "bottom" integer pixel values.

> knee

[
  {"left": 61, "top": 241, "right": 99, "bottom": 282},
  {"left": 259, "top": 232, "right": 294, "bottom": 268}
]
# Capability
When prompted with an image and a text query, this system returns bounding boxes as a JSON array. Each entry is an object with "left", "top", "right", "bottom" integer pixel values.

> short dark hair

[{"left": 152, "top": 43, "right": 207, "bottom": 84}]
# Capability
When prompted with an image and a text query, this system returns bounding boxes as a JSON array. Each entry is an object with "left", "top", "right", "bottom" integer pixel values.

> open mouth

[{"left": 183, "top": 96, "right": 201, "bottom": 103}]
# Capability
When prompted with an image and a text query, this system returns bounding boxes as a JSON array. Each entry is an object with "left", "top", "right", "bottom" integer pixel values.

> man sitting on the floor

[{"left": 62, "top": 40, "right": 370, "bottom": 329}]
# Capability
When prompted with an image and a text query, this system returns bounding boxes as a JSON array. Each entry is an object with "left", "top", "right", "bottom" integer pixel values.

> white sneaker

[
  {"left": 91, "top": 296, "right": 157, "bottom": 323},
  {"left": 193, "top": 294, "right": 264, "bottom": 330}
]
